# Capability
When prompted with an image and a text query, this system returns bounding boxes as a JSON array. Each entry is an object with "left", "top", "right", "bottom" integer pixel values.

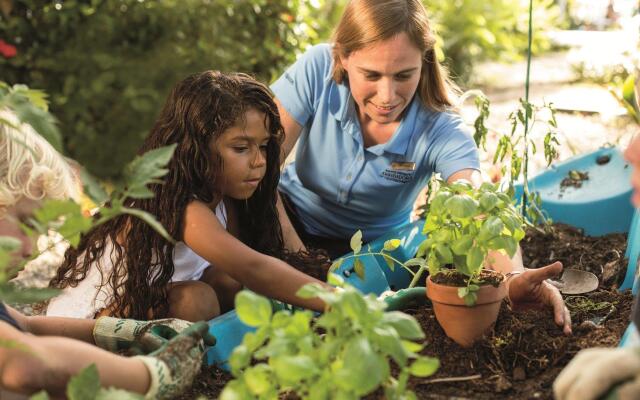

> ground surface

[{"left": 177, "top": 223, "right": 633, "bottom": 399}]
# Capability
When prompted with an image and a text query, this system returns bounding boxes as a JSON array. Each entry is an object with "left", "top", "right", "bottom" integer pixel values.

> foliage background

[{"left": 0, "top": 0, "right": 562, "bottom": 177}]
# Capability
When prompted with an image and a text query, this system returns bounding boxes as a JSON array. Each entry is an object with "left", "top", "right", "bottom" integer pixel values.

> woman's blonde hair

[
  {"left": 331, "top": 0, "right": 458, "bottom": 112},
  {"left": 0, "top": 109, "right": 79, "bottom": 215}
]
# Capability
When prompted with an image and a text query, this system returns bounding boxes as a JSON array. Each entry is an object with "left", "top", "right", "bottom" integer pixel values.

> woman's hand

[
  {"left": 507, "top": 261, "right": 572, "bottom": 335},
  {"left": 554, "top": 347, "right": 640, "bottom": 400}
]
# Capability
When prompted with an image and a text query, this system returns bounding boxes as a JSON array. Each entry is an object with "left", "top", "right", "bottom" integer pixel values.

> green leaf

[
  {"left": 451, "top": 235, "right": 473, "bottom": 256},
  {"left": 383, "top": 239, "right": 401, "bottom": 252},
  {"left": 463, "top": 291, "right": 478, "bottom": 306},
  {"left": 120, "top": 207, "right": 174, "bottom": 244},
  {"left": 383, "top": 254, "right": 395, "bottom": 271},
  {"left": 404, "top": 258, "right": 425, "bottom": 268},
  {"left": 466, "top": 247, "right": 484, "bottom": 275},
  {"left": 95, "top": 388, "right": 143, "bottom": 400},
  {"left": 444, "top": 194, "right": 479, "bottom": 219},
  {"left": 229, "top": 345, "right": 251, "bottom": 375},
  {"left": 243, "top": 364, "right": 272, "bottom": 396},
  {"left": 297, "top": 283, "right": 326, "bottom": 299},
  {"left": 371, "top": 326, "right": 408, "bottom": 367},
  {"left": 235, "top": 291, "right": 272, "bottom": 327},
  {"left": 409, "top": 356, "right": 440, "bottom": 377},
  {"left": 458, "top": 287, "right": 468, "bottom": 298},
  {"left": 479, "top": 192, "right": 499, "bottom": 212},
  {"left": 339, "top": 337, "right": 388, "bottom": 396},
  {"left": 220, "top": 380, "right": 253, "bottom": 400},
  {"left": 29, "top": 391, "right": 50, "bottom": 400},
  {"left": 428, "top": 191, "right": 452, "bottom": 214},
  {"left": 124, "top": 144, "right": 176, "bottom": 188},
  {"left": 478, "top": 216, "right": 504, "bottom": 242},
  {"left": 67, "top": 364, "right": 100, "bottom": 400},
  {"left": 271, "top": 355, "right": 318, "bottom": 384},
  {"left": 350, "top": 230, "right": 363, "bottom": 254},
  {"left": 79, "top": 168, "right": 108, "bottom": 205},
  {"left": 0, "top": 283, "right": 61, "bottom": 304},
  {"left": 381, "top": 312, "right": 425, "bottom": 340},
  {"left": 353, "top": 258, "right": 365, "bottom": 280},
  {"left": 434, "top": 244, "right": 453, "bottom": 264},
  {"left": 0, "top": 236, "right": 21, "bottom": 252},
  {"left": 328, "top": 258, "right": 343, "bottom": 274},
  {"left": 327, "top": 273, "right": 345, "bottom": 287},
  {"left": 487, "top": 236, "right": 517, "bottom": 258}
]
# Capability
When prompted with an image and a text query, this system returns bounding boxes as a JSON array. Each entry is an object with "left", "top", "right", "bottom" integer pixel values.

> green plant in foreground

[
  {"left": 221, "top": 275, "right": 439, "bottom": 400},
  {"left": 418, "top": 180, "right": 525, "bottom": 305}
]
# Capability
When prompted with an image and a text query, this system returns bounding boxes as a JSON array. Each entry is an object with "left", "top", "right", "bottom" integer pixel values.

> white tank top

[{"left": 46, "top": 202, "right": 227, "bottom": 318}]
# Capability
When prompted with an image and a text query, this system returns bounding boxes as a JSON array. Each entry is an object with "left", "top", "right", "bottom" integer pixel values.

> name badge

[{"left": 391, "top": 161, "right": 416, "bottom": 171}]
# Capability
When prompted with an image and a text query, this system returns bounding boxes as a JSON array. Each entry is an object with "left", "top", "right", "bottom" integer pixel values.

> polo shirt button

[
  {"left": 346, "top": 173, "right": 352, "bottom": 181},
  {"left": 357, "top": 155, "right": 363, "bottom": 162}
]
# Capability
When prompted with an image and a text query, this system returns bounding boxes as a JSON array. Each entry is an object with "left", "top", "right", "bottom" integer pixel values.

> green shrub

[
  {"left": 425, "top": 0, "right": 564, "bottom": 83},
  {"left": 0, "top": 0, "right": 328, "bottom": 177}
]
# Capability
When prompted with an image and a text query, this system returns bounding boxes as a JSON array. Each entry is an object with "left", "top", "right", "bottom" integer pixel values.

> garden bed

[{"left": 179, "top": 223, "right": 633, "bottom": 399}]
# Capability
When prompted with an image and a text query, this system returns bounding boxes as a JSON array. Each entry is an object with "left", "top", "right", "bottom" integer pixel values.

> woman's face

[
  {"left": 340, "top": 32, "right": 423, "bottom": 126},
  {"left": 213, "top": 108, "right": 270, "bottom": 200}
]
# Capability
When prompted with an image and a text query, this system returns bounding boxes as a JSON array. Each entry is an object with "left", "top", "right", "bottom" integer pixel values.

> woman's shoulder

[{"left": 294, "top": 43, "right": 334, "bottom": 78}]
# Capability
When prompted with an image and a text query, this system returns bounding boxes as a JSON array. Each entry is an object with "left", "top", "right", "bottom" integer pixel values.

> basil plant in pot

[{"left": 418, "top": 180, "right": 526, "bottom": 347}]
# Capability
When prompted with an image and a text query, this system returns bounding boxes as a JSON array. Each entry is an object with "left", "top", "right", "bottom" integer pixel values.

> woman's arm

[
  {"left": 275, "top": 99, "right": 307, "bottom": 252},
  {"left": 183, "top": 201, "right": 326, "bottom": 311},
  {"left": 0, "top": 321, "right": 149, "bottom": 397},
  {"left": 446, "top": 168, "right": 483, "bottom": 186}
]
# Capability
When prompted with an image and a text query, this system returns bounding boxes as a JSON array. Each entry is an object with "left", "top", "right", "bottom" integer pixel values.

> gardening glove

[
  {"left": 93, "top": 316, "right": 210, "bottom": 353},
  {"left": 554, "top": 347, "right": 640, "bottom": 400},
  {"left": 134, "top": 321, "right": 216, "bottom": 400},
  {"left": 507, "top": 261, "right": 572, "bottom": 335}
]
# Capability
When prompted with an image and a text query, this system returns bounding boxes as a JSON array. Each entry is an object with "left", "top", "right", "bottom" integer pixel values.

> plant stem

[
  {"left": 408, "top": 266, "right": 426, "bottom": 288},
  {"left": 522, "top": 0, "right": 534, "bottom": 218}
]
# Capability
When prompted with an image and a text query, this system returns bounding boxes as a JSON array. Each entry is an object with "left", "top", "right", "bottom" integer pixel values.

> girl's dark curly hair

[{"left": 50, "top": 71, "right": 285, "bottom": 319}]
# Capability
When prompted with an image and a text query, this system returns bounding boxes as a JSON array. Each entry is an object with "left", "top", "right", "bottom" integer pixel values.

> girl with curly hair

[{"left": 47, "top": 71, "right": 324, "bottom": 321}]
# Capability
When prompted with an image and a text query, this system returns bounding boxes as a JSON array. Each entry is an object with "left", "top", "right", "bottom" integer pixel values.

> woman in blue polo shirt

[{"left": 273, "top": 0, "right": 572, "bottom": 335}]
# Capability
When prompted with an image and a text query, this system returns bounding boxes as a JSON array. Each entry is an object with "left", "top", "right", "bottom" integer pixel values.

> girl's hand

[
  {"left": 135, "top": 321, "right": 216, "bottom": 399},
  {"left": 507, "top": 261, "right": 572, "bottom": 335},
  {"left": 93, "top": 316, "right": 214, "bottom": 353}
]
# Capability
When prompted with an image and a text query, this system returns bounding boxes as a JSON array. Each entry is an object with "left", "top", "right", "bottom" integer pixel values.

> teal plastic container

[{"left": 514, "top": 147, "right": 633, "bottom": 236}]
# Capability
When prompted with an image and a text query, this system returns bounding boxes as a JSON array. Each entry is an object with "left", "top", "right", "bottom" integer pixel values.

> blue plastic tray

[{"left": 514, "top": 147, "right": 633, "bottom": 236}]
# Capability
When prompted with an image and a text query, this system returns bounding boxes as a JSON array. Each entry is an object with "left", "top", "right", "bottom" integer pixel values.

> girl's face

[
  {"left": 340, "top": 32, "right": 423, "bottom": 126},
  {"left": 213, "top": 108, "right": 270, "bottom": 200},
  {"left": 0, "top": 198, "right": 39, "bottom": 263}
]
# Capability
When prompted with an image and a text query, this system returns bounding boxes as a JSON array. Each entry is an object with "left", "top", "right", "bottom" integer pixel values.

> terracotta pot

[{"left": 426, "top": 273, "right": 507, "bottom": 348}]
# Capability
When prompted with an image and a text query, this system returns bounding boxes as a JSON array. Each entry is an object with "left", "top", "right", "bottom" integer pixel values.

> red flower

[{"left": 0, "top": 39, "right": 17, "bottom": 58}]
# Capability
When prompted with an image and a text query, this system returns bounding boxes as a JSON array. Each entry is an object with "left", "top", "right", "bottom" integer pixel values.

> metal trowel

[{"left": 549, "top": 268, "right": 599, "bottom": 295}]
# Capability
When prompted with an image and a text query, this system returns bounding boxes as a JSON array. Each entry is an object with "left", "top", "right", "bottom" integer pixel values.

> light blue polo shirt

[{"left": 272, "top": 44, "right": 479, "bottom": 242}]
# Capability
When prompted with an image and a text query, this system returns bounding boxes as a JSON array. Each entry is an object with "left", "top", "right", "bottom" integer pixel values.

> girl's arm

[
  {"left": 183, "top": 201, "right": 326, "bottom": 311},
  {"left": 6, "top": 305, "right": 96, "bottom": 343},
  {"left": 0, "top": 320, "right": 149, "bottom": 397}
]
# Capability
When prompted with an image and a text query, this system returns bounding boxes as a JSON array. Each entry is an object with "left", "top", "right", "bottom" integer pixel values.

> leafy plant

[
  {"left": 416, "top": 180, "right": 525, "bottom": 305},
  {"left": 221, "top": 275, "right": 439, "bottom": 399},
  {"left": 467, "top": 91, "right": 560, "bottom": 225}
]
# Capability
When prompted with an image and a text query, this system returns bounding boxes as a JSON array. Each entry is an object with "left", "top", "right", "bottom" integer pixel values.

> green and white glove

[
  {"left": 554, "top": 347, "right": 640, "bottom": 400},
  {"left": 93, "top": 316, "right": 193, "bottom": 353},
  {"left": 135, "top": 321, "right": 216, "bottom": 400}
]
